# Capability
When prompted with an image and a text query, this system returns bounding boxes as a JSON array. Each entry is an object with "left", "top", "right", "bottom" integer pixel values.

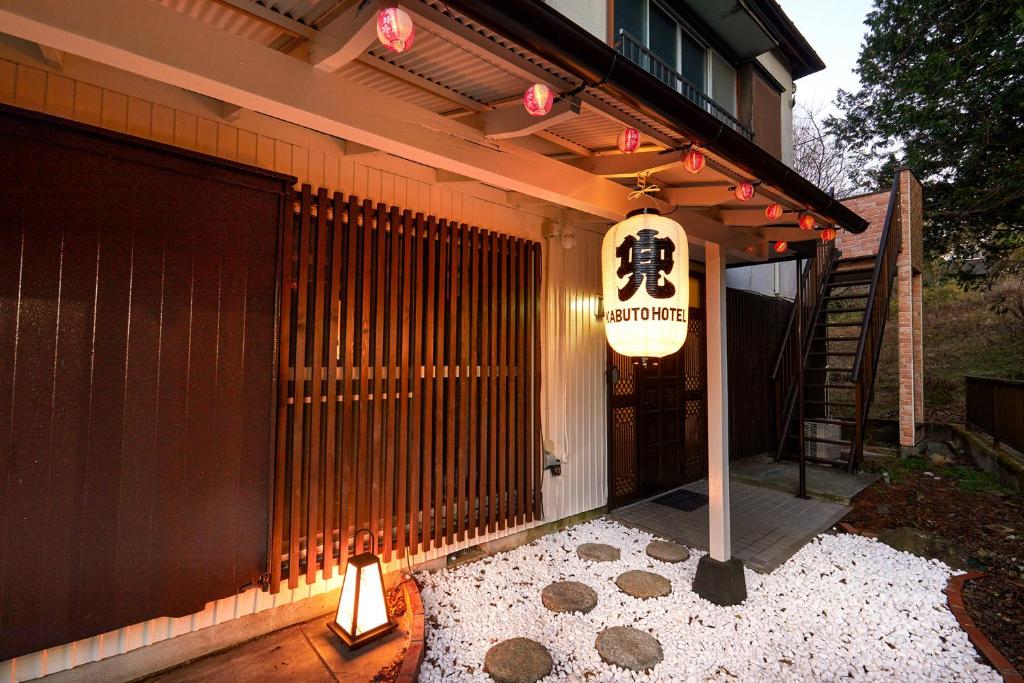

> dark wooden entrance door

[{"left": 607, "top": 273, "right": 706, "bottom": 509}]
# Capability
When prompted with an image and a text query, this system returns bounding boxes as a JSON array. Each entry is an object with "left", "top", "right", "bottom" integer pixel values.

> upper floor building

[{"left": 546, "top": 0, "right": 825, "bottom": 165}]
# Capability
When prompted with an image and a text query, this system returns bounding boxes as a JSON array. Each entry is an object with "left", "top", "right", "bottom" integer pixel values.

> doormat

[{"left": 651, "top": 489, "right": 709, "bottom": 512}]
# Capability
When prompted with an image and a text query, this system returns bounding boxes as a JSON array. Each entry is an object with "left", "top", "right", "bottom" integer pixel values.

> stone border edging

[
  {"left": 396, "top": 574, "right": 426, "bottom": 683},
  {"left": 838, "top": 521, "right": 1022, "bottom": 682},
  {"left": 946, "top": 572, "right": 1022, "bottom": 683}
]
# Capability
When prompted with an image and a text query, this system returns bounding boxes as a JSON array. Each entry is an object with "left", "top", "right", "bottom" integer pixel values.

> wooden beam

[
  {"left": 533, "top": 130, "right": 593, "bottom": 157},
  {"left": 565, "top": 148, "right": 681, "bottom": 177},
  {"left": 758, "top": 227, "right": 821, "bottom": 242},
  {"left": 36, "top": 43, "right": 63, "bottom": 70},
  {"left": 658, "top": 184, "right": 733, "bottom": 207},
  {"left": 355, "top": 52, "right": 489, "bottom": 112},
  {"left": 469, "top": 97, "right": 580, "bottom": 140},
  {"left": 309, "top": 0, "right": 381, "bottom": 72},
  {"left": 219, "top": 99, "right": 242, "bottom": 122}
]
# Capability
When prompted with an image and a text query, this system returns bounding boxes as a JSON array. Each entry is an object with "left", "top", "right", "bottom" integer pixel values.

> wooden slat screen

[{"left": 270, "top": 185, "right": 543, "bottom": 591}]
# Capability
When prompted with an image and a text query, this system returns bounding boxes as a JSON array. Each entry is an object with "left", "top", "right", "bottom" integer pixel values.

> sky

[{"left": 776, "top": 0, "right": 874, "bottom": 118}]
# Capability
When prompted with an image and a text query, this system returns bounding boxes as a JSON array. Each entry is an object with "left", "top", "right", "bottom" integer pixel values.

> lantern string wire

[{"left": 627, "top": 171, "right": 661, "bottom": 207}]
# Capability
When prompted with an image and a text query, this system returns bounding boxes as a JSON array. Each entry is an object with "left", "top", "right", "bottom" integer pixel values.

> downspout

[{"left": 441, "top": 0, "right": 868, "bottom": 234}]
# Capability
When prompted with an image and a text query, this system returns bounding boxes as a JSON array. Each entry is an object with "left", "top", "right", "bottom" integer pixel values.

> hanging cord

[{"left": 626, "top": 171, "right": 661, "bottom": 210}]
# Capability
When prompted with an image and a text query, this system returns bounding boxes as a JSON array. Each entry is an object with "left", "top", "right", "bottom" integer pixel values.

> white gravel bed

[{"left": 417, "top": 519, "right": 998, "bottom": 682}]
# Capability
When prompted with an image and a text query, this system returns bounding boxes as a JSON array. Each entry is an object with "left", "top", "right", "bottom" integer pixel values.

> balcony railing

[{"left": 614, "top": 30, "right": 754, "bottom": 141}]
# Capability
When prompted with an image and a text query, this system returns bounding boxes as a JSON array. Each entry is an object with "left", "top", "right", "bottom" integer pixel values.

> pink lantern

[
  {"left": 764, "top": 203, "right": 783, "bottom": 221},
  {"left": 617, "top": 127, "right": 640, "bottom": 154},
  {"left": 681, "top": 148, "right": 705, "bottom": 174},
  {"left": 734, "top": 182, "right": 755, "bottom": 202},
  {"left": 798, "top": 212, "right": 816, "bottom": 230},
  {"left": 523, "top": 83, "right": 554, "bottom": 116},
  {"left": 376, "top": 7, "right": 415, "bottom": 53},
  {"left": 773, "top": 240, "right": 788, "bottom": 253}
]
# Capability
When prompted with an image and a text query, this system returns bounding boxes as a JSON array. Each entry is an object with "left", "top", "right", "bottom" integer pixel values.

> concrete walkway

[
  {"left": 730, "top": 455, "right": 880, "bottom": 504},
  {"left": 609, "top": 477, "right": 850, "bottom": 572}
]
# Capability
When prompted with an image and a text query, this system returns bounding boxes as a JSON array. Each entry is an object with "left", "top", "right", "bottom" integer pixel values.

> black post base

[{"left": 692, "top": 555, "right": 747, "bottom": 606}]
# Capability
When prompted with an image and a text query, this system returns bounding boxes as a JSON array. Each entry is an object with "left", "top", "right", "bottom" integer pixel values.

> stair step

[
  {"left": 827, "top": 279, "right": 872, "bottom": 288},
  {"left": 807, "top": 417, "right": 855, "bottom": 426},
  {"left": 823, "top": 294, "right": 868, "bottom": 301},
  {"left": 816, "top": 321, "right": 864, "bottom": 327},
  {"left": 809, "top": 352, "right": 856, "bottom": 358},
  {"left": 804, "top": 400, "right": 855, "bottom": 407},
  {"left": 803, "top": 435, "right": 852, "bottom": 446},
  {"left": 833, "top": 266, "right": 875, "bottom": 275},
  {"left": 805, "top": 383, "right": 855, "bottom": 389},
  {"left": 823, "top": 307, "right": 867, "bottom": 314},
  {"left": 813, "top": 335, "right": 860, "bottom": 341},
  {"left": 806, "top": 455, "right": 852, "bottom": 467}
]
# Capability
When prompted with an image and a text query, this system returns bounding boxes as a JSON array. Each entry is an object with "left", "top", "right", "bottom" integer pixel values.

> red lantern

[
  {"left": 734, "top": 182, "right": 754, "bottom": 202},
  {"left": 764, "top": 203, "right": 783, "bottom": 221},
  {"left": 798, "top": 212, "right": 816, "bottom": 230},
  {"left": 523, "top": 83, "right": 554, "bottom": 116},
  {"left": 821, "top": 226, "right": 837, "bottom": 242},
  {"left": 773, "top": 240, "right": 788, "bottom": 253},
  {"left": 376, "top": 7, "right": 415, "bottom": 53},
  {"left": 681, "top": 149, "right": 705, "bottom": 174},
  {"left": 617, "top": 127, "right": 640, "bottom": 154}
]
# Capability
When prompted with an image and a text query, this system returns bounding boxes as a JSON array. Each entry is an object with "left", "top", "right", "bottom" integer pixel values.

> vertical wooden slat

[
  {"left": 444, "top": 220, "right": 458, "bottom": 546},
  {"left": 288, "top": 185, "right": 312, "bottom": 589},
  {"left": 305, "top": 188, "right": 328, "bottom": 584},
  {"left": 496, "top": 235, "right": 508, "bottom": 530},
  {"left": 487, "top": 232, "right": 499, "bottom": 534},
  {"left": 354, "top": 199, "right": 375, "bottom": 551},
  {"left": 456, "top": 223, "right": 470, "bottom": 542},
  {"left": 513, "top": 238, "right": 523, "bottom": 525},
  {"left": 369, "top": 202, "right": 388, "bottom": 551},
  {"left": 383, "top": 205, "right": 401, "bottom": 561},
  {"left": 478, "top": 231, "right": 492, "bottom": 534},
  {"left": 338, "top": 194, "right": 360, "bottom": 566},
  {"left": 423, "top": 215, "right": 440, "bottom": 551},
  {"left": 270, "top": 188, "right": 295, "bottom": 592},
  {"left": 516, "top": 238, "right": 527, "bottom": 525},
  {"left": 395, "top": 209, "right": 414, "bottom": 558},
  {"left": 532, "top": 242, "right": 543, "bottom": 519},
  {"left": 321, "top": 192, "right": 344, "bottom": 578},
  {"left": 408, "top": 213, "right": 426, "bottom": 555},
  {"left": 466, "top": 227, "right": 480, "bottom": 537}
]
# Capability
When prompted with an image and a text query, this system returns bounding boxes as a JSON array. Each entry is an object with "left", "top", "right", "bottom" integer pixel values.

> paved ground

[
  {"left": 731, "top": 455, "right": 880, "bottom": 504},
  {"left": 145, "top": 608, "right": 410, "bottom": 683},
  {"left": 609, "top": 478, "right": 850, "bottom": 572}
]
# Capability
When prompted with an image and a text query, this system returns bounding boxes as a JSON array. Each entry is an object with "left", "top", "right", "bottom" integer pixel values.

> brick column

[{"left": 897, "top": 169, "right": 925, "bottom": 453}]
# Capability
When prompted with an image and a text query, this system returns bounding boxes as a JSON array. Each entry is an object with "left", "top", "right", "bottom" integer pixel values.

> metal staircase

[{"left": 770, "top": 173, "right": 903, "bottom": 494}]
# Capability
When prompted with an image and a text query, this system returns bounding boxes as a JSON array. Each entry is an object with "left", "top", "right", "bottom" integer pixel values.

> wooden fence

[
  {"left": 966, "top": 376, "right": 1024, "bottom": 453},
  {"left": 271, "top": 185, "right": 542, "bottom": 592}
]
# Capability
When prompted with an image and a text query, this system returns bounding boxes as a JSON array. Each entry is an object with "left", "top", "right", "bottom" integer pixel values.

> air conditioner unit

[{"left": 805, "top": 421, "right": 841, "bottom": 461}]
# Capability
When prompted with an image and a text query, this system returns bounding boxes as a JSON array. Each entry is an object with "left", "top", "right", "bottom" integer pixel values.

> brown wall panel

[{"left": 0, "top": 105, "right": 290, "bottom": 661}]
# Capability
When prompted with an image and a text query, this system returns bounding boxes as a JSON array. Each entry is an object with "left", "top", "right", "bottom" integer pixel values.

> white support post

[{"left": 705, "top": 241, "right": 730, "bottom": 562}]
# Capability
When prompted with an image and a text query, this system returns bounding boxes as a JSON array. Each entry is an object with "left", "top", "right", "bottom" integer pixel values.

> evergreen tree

[{"left": 828, "top": 0, "right": 1024, "bottom": 282}]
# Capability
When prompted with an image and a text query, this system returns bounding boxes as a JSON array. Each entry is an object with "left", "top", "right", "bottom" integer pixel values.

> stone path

[
  {"left": 646, "top": 539, "right": 689, "bottom": 563},
  {"left": 615, "top": 570, "right": 671, "bottom": 599},
  {"left": 541, "top": 580, "right": 598, "bottom": 614},
  {"left": 484, "top": 638, "right": 552, "bottom": 683},
  {"left": 576, "top": 542, "right": 620, "bottom": 562},
  {"left": 595, "top": 626, "right": 664, "bottom": 672}
]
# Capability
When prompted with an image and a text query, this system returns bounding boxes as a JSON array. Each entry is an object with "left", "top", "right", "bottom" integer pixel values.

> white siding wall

[
  {"left": 0, "top": 39, "right": 608, "bottom": 682},
  {"left": 543, "top": 0, "right": 607, "bottom": 41},
  {"left": 755, "top": 49, "right": 795, "bottom": 167}
]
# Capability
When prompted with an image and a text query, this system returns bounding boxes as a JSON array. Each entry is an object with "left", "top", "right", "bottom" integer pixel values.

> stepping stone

[
  {"left": 595, "top": 626, "right": 664, "bottom": 672},
  {"left": 484, "top": 638, "right": 552, "bottom": 683},
  {"left": 615, "top": 570, "right": 671, "bottom": 599},
  {"left": 541, "top": 580, "right": 598, "bottom": 614},
  {"left": 646, "top": 540, "right": 689, "bottom": 563},
  {"left": 577, "top": 543, "right": 620, "bottom": 562}
]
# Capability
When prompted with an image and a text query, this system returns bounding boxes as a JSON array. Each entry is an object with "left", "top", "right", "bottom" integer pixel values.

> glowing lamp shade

[
  {"left": 773, "top": 240, "right": 788, "bottom": 254},
  {"left": 376, "top": 7, "right": 414, "bottom": 53},
  {"left": 798, "top": 212, "right": 816, "bottom": 230},
  {"left": 734, "top": 182, "right": 755, "bottom": 201},
  {"left": 764, "top": 203, "right": 783, "bottom": 221},
  {"left": 617, "top": 127, "right": 641, "bottom": 154},
  {"left": 681, "top": 148, "right": 705, "bottom": 174},
  {"left": 523, "top": 83, "right": 554, "bottom": 116},
  {"left": 602, "top": 210, "right": 689, "bottom": 358},
  {"left": 329, "top": 531, "right": 396, "bottom": 649},
  {"left": 821, "top": 226, "right": 837, "bottom": 242}
]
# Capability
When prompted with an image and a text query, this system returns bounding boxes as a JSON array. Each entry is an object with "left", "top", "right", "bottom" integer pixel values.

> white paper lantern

[{"left": 602, "top": 209, "right": 689, "bottom": 357}]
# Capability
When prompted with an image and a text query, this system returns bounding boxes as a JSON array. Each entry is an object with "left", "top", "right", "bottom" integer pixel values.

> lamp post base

[
  {"left": 691, "top": 555, "right": 747, "bottom": 606},
  {"left": 327, "top": 619, "right": 398, "bottom": 650}
]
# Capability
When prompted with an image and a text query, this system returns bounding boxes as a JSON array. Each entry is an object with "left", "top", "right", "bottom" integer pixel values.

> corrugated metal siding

[
  {"left": 157, "top": 0, "right": 286, "bottom": 46},
  {"left": 0, "top": 49, "right": 608, "bottom": 683}
]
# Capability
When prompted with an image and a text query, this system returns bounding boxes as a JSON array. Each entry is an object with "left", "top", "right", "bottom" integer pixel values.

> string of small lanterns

[{"left": 371, "top": 5, "right": 841, "bottom": 252}]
